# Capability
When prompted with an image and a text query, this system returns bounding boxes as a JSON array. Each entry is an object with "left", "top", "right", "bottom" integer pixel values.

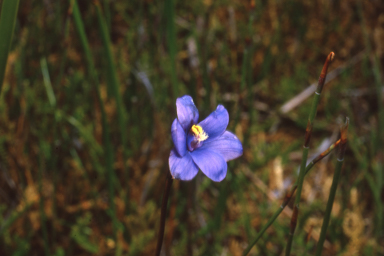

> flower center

[
  {"left": 187, "top": 125, "right": 208, "bottom": 151},
  {"left": 190, "top": 125, "right": 208, "bottom": 143}
]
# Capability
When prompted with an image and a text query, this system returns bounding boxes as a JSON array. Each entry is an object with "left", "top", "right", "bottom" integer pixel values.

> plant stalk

[
  {"left": 242, "top": 139, "right": 341, "bottom": 255},
  {"left": 155, "top": 172, "right": 174, "bottom": 256},
  {"left": 315, "top": 118, "right": 349, "bottom": 256},
  {"left": 285, "top": 52, "right": 334, "bottom": 256}
]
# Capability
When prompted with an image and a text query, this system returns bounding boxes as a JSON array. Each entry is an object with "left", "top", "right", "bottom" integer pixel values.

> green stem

[
  {"left": 242, "top": 139, "right": 341, "bottom": 255},
  {"left": 285, "top": 52, "right": 334, "bottom": 256},
  {"left": 315, "top": 118, "right": 348, "bottom": 256},
  {"left": 314, "top": 158, "right": 343, "bottom": 256},
  {"left": 285, "top": 148, "right": 308, "bottom": 256}
]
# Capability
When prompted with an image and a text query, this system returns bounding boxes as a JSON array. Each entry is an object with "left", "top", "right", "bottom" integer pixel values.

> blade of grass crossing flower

[
  {"left": 0, "top": 0, "right": 20, "bottom": 93},
  {"left": 315, "top": 118, "right": 349, "bottom": 256},
  {"left": 285, "top": 52, "right": 335, "bottom": 256},
  {"left": 242, "top": 138, "right": 341, "bottom": 255},
  {"left": 72, "top": 0, "right": 120, "bottom": 240}
]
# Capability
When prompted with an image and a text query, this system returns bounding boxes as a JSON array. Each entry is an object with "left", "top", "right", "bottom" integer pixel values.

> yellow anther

[
  {"left": 190, "top": 125, "right": 208, "bottom": 142},
  {"left": 191, "top": 125, "right": 203, "bottom": 135}
]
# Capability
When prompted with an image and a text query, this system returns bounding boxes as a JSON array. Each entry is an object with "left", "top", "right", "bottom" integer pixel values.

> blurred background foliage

[{"left": 0, "top": 0, "right": 383, "bottom": 255}]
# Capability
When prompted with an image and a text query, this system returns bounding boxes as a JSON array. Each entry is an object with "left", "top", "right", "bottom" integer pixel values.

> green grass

[{"left": 0, "top": 0, "right": 19, "bottom": 92}]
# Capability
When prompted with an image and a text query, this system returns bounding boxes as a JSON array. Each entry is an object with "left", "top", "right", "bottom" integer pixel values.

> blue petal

[
  {"left": 176, "top": 95, "right": 199, "bottom": 131},
  {"left": 198, "top": 105, "right": 229, "bottom": 142},
  {"left": 190, "top": 148, "right": 227, "bottom": 182},
  {"left": 199, "top": 131, "right": 243, "bottom": 161},
  {"left": 171, "top": 118, "right": 187, "bottom": 157},
  {"left": 169, "top": 149, "right": 199, "bottom": 180}
]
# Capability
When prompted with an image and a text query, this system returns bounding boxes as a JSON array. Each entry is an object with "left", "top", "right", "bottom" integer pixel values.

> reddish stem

[{"left": 155, "top": 172, "right": 173, "bottom": 256}]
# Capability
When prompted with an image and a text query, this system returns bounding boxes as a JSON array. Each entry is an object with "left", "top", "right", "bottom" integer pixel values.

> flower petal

[
  {"left": 169, "top": 149, "right": 199, "bottom": 181},
  {"left": 198, "top": 105, "right": 229, "bottom": 142},
  {"left": 176, "top": 95, "right": 199, "bottom": 131},
  {"left": 199, "top": 131, "right": 243, "bottom": 161},
  {"left": 171, "top": 118, "right": 187, "bottom": 157},
  {"left": 190, "top": 148, "right": 227, "bottom": 182}
]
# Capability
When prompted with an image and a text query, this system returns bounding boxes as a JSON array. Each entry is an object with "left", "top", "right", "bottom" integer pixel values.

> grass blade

[
  {"left": 315, "top": 118, "right": 349, "bottom": 256},
  {"left": 40, "top": 57, "right": 56, "bottom": 107},
  {"left": 72, "top": 0, "right": 119, "bottom": 239},
  {"left": 0, "top": 0, "right": 20, "bottom": 93},
  {"left": 94, "top": 1, "right": 129, "bottom": 202},
  {"left": 357, "top": 1, "right": 384, "bottom": 237}
]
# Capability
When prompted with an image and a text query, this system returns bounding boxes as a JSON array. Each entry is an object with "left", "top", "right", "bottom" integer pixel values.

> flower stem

[
  {"left": 315, "top": 118, "right": 349, "bottom": 256},
  {"left": 155, "top": 172, "right": 174, "bottom": 256},
  {"left": 242, "top": 138, "right": 341, "bottom": 256},
  {"left": 285, "top": 52, "right": 334, "bottom": 256}
]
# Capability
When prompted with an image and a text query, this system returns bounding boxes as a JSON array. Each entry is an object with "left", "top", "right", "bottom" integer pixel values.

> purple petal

[
  {"left": 190, "top": 148, "right": 227, "bottom": 182},
  {"left": 199, "top": 131, "right": 243, "bottom": 161},
  {"left": 169, "top": 149, "right": 199, "bottom": 180},
  {"left": 176, "top": 95, "right": 199, "bottom": 131},
  {"left": 198, "top": 105, "right": 229, "bottom": 141},
  {"left": 171, "top": 118, "right": 187, "bottom": 157}
]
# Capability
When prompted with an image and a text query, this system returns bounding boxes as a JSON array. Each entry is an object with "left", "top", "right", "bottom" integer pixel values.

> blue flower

[{"left": 169, "top": 95, "right": 243, "bottom": 182}]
